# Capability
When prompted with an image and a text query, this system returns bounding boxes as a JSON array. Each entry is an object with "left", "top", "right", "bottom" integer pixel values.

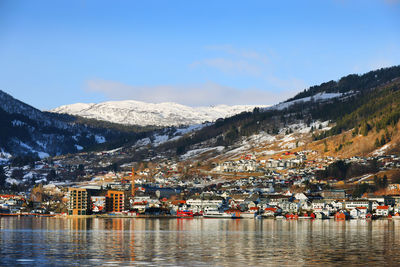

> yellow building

[
  {"left": 67, "top": 188, "right": 89, "bottom": 215},
  {"left": 106, "top": 190, "right": 125, "bottom": 212}
]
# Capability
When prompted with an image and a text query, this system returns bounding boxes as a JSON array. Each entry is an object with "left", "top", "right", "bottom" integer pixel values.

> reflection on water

[{"left": 1, "top": 217, "right": 400, "bottom": 266}]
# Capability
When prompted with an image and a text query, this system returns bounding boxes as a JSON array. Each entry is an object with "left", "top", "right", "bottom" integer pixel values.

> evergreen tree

[
  {"left": 380, "top": 134, "right": 386, "bottom": 146},
  {"left": 375, "top": 138, "right": 380, "bottom": 148},
  {"left": 361, "top": 122, "right": 370, "bottom": 136}
]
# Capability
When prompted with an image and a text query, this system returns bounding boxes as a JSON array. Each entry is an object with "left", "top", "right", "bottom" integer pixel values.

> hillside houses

[
  {"left": 213, "top": 160, "right": 260, "bottom": 173},
  {"left": 212, "top": 157, "right": 303, "bottom": 173}
]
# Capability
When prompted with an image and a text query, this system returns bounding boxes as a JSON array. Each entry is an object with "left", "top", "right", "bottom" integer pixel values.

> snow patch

[
  {"left": 180, "top": 146, "right": 225, "bottom": 160},
  {"left": 0, "top": 149, "right": 12, "bottom": 163},
  {"left": 267, "top": 92, "right": 343, "bottom": 111},
  {"left": 19, "top": 141, "right": 33, "bottom": 151},
  {"left": 6, "top": 178, "right": 20, "bottom": 185},
  {"left": 23, "top": 172, "right": 34, "bottom": 180},
  {"left": 75, "top": 144, "right": 83, "bottom": 151},
  {"left": 135, "top": 138, "right": 151, "bottom": 147},
  {"left": 248, "top": 132, "right": 276, "bottom": 144},
  {"left": 36, "top": 141, "right": 47, "bottom": 149},
  {"left": 105, "top": 147, "right": 123, "bottom": 154},
  {"left": 175, "top": 124, "right": 209, "bottom": 135},
  {"left": 37, "top": 152, "right": 49, "bottom": 159},
  {"left": 373, "top": 143, "right": 392, "bottom": 156},
  {"left": 95, "top": 135, "right": 106, "bottom": 144},
  {"left": 153, "top": 134, "right": 169, "bottom": 147},
  {"left": 35, "top": 178, "right": 47, "bottom": 184}
]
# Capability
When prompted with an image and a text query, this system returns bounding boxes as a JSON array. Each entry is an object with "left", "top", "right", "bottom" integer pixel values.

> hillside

[
  {"left": 2, "top": 66, "right": 400, "bottom": 165},
  {"left": 51, "top": 100, "right": 266, "bottom": 127},
  {"left": 126, "top": 66, "right": 400, "bottom": 163},
  {"left": 286, "top": 65, "right": 400, "bottom": 102},
  {"left": 0, "top": 90, "right": 148, "bottom": 157}
]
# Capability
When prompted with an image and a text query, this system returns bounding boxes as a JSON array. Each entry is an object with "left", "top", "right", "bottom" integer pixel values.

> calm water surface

[{"left": 1, "top": 217, "right": 400, "bottom": 266}]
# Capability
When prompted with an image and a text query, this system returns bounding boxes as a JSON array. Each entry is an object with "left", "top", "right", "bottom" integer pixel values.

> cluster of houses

[
  {"left": 2, "top": 146, "right": 400, "bottom": 221},
  {"left": 0, "top": 194, "right": 26, "bottom": 213},
  {"left": 212, "top": 153, "right": 305, "bottom": 173},
  {"left": 61, "top": 179, "right": 400, "bottom": 220}
]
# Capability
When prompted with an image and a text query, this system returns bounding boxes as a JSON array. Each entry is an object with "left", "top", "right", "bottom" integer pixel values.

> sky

[{"left": 0, "top": 0, "right": 399, "bottom": 110}]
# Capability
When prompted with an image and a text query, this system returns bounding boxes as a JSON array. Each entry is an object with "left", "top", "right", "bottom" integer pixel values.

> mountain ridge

[
  {"left": 51, "top": 100, "right": 267, "bottom": 127},
  {"left": 0, "top": 89, "right": 146, "bottom": 157}
]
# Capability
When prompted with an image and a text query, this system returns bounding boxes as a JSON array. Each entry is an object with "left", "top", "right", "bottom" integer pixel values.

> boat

[
  {"left": 203, "top": 208, "right": 233, "bottom": 218},
  {"left": 177, "top": 210, "right": 194, "bottom": 218},
  {"left": 298, "top": 213, "right": 315, "bottom": 219},
  {"left": 224, "top": 209, "right": 243, "bottom": 219},
  {"left": 285, "top": 213, "right": 299, "bottom": 220}
]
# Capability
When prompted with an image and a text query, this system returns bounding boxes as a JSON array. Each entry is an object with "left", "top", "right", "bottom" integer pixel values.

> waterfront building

[
  {"left": 350, "top": 207, "right": 368, "bottom": 219},
  {"left": 186, "top": 196, "right": 224, "bottom": 212},
  {"left": 375, "top": 205, "right": 390, "bottom": 216},
  {"left": 67, "top": 188, "right": 90, "bottom": 215},
  {"left": 345, "top": 200, "right": 371, "bottom": 210},
  {"left": 106, "top": 190, "right": 125, "bottom": 212}
]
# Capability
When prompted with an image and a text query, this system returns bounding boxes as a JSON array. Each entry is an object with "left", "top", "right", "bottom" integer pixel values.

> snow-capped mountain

[{"left": 51, "top": 100, "right": 267, "bottom": 127}]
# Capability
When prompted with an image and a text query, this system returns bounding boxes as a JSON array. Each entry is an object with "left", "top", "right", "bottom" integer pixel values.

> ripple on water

[{"left": 0, "top": 217, "right": 400, "bottom": 266}]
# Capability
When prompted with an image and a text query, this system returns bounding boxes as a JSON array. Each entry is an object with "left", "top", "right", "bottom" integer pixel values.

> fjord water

[{"left": 1, "top": 217, "right": 399, "bottom": 266}]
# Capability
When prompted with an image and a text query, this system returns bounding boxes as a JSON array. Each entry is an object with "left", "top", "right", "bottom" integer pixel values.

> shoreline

[{"left": 2, "top": 213, "right": 399, "bottom": 221}]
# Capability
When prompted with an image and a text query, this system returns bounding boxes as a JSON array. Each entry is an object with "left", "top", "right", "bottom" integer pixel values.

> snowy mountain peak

[{"left": 51, "top": 100, "right": 267, "bottom": 127}]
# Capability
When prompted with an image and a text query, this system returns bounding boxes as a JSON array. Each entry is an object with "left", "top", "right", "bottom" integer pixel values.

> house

[
  {"left": 375, "top": 205, "right": 390, "bottom": 216},
  {"left": 330, "top": 200, "right": 344, "bottom": 210},
  {"left": 280, "top": 202, "right": 299, "bottom": 213},
  {"left": 350, "top": 207, "right": 368, "bottom": 219},
  {"left": 301, "top": 201, "right": 313, "bottom": 211},
  {"left": 294, "top": 193, "right": 308, "bottom": 202},
  {"left": 264, "top": 207, "right": 278, "bottom": 216},
  {"left": 266, "top": 195, "right": 291, "bottom": 206},
  {"left": 91, "top": 196, "right": 106, "bottom": 213},
  {"left": 186, "top": 196, "right": 224, "bottom": 212},
  {"left": 131, "top": 201, "right": 147, "bottom": 213},
  {"left": 312, "top": 200, "right": 326, "bottom": 212}
]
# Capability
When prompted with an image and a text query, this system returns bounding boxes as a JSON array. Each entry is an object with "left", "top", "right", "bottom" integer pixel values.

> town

[{"left": 1, "top": 148, "right": 400, "bottom": 220}]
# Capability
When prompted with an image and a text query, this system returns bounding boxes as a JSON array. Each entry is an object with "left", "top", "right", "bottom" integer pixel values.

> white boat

[{"left": 203, "top": 208, "right": 233, "bottom": 218}]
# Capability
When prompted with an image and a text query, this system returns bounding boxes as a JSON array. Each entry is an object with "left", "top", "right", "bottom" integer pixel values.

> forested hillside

[
  {"left": 154, "top": 66, "right": 400, "bottom": 156},
  {"left": 0, "top": 90, "right": 150, "bottom": 157}
]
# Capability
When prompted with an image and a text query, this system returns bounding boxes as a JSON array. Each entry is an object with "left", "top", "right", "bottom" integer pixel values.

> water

[{"left": 1, "top": 217, "right": 400, "bottom": 266}]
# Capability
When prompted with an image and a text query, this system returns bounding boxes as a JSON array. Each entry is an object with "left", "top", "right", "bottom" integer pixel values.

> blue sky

[{"left": 0, "top": 0, "right": 399, "bottom": 110}]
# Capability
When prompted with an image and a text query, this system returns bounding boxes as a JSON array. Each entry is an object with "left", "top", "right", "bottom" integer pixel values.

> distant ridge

[{"left": 51, "top": 100, "right": 267, "bottom": 127}]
